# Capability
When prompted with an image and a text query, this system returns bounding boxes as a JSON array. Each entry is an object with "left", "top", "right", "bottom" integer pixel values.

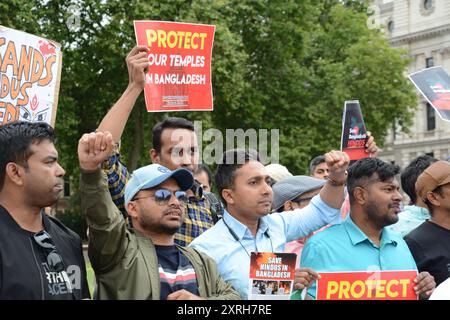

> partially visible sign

[
  {"left": 248, "top": 252, "right": 296, "bottom": 300},
  {"left": 316, "top": 270, "right": 418, "bottom": 300},
  {"left": 0, "top": 26, "right": 62, "bottom": 126},
  {"left": 341, "top": 100, "right": 369, "bottom": 161},
  {"left": 409, "top": 66, "right": 450, "bottom": 122},
  {"left": 134, "top": 21, "right": 215, "bottom": 112}
]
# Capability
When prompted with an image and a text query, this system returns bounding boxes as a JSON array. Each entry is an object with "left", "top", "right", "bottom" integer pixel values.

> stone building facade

[{"left": 375, "top": 0, "right": 450, "bottom": 167}]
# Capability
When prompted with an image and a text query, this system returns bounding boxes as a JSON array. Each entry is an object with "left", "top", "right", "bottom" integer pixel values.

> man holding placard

[
  {"left": 190, "top": 148, "right": 349, "bottom": 299},
  {"left": 97, "top": 21, "right": 220, "bottom": 246},
  {"left": 301, "top": 157, "right": 436, "bottom": 300}
]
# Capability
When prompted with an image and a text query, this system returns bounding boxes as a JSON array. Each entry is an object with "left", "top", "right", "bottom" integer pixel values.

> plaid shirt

[{"left": 102, "top": 150, "right": 214, "bottom": 246}]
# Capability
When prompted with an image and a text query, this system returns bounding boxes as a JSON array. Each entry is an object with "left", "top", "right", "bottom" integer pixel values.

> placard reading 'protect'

[
  {"left": 134, "top": 21, "right": 215, "bottom": 112},
  {"left": 316, "top": 270, "right": 418, "bottom": 300}
]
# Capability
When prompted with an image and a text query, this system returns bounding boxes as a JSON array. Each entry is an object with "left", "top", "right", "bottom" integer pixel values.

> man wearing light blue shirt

[
  {"left": 301, "top": 158, "right": 436, "bottom": 300},
  {"left": 190, "top": 149, "right": 350, "bottom": 299}
]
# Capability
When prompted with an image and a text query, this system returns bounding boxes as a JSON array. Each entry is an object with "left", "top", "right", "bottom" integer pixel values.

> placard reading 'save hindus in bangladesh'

[{"left": 248, "top": 252, "right": 296, "bottom": 300}]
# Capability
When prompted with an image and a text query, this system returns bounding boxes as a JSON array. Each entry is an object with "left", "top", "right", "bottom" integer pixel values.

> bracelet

[{"left": 327, "top": 172, "right": 347, "bottom": 186}]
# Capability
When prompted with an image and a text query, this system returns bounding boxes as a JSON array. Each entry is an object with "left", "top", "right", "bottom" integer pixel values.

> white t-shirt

[{"left": 429, "top": 277, "right": 450, "bottom": 300}]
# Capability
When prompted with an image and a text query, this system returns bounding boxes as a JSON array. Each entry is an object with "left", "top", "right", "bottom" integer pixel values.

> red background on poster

[
  {"left": 134, "top": 21, "right": 215, "bottom": 112},
  {"left": 316, "top": 270, "right": 418, "bottom": 300}
]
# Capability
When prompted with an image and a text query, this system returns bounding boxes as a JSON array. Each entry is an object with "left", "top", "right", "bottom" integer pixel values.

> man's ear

[
  {"left": 221, "top": 188, "right": 234, "bottom": 206},
  {"left": 426, "top": 191, "right": 440, "bottom": 207},
  {"left": 126, "top": 201, "right": 139, "bottom": 220},
  {"left": 353, "top": 187, "right": 367, "bottom": 205},
  {"left": 150, "top": 149, "right": 160, "bottom": 164},
  {"left": 5, "top": 162, "right": 25, "bottom": 187}
]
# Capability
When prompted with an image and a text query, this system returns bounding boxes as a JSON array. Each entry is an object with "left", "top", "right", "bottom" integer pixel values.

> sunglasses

[
  {"left": 33, "top": 230, "right": 65, "bottom": 273},
  {"left": 133, "top": 189, "right": 188, "bottom": 206}
]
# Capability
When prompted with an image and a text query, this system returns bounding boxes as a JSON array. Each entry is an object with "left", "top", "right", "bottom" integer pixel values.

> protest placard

[
  {"left": 248, "top": 252, "right": 296, "bottom": 300},
  {"left": 409, "top": 66, "right": 450, "bottom": 122},
  {"left": 341, "top": 100, "right": 369, "bottom": 161},
  {"left": 0, "top": 26, "right": 62, "bottom": 126},
  {"left": 134, "top": 21, "right": 215, "bottom": 112},
  {"left": 316, "top": 270, "right": 418, "bottom": 300}
]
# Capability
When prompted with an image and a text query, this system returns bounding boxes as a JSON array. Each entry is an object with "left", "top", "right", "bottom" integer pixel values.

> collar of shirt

[
  {"left": 223, "top": 210, "right": 270, "bottom": 240},
  {"left": 403, "top": 205, "right": 430, "bottom": 220},
  {"left": 343, "top": 214, "right": 397, "bottom": 248}
]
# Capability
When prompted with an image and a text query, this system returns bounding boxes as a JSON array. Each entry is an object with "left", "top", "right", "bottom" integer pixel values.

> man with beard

[
  {"left": 301, "top": 157, "right": 436, "bottom": 300},
  {"left": 405, "top": 160, "right": 450, "bottom": 287},
  {"left": 190, "top": 148, "right": 349, "bottom": 299},
  {"left": 97, "top": 46, "right": 220, "bottom": 246},
  {"left": 79, "top": 131, "right": 239, "bottom": 299},
  {"left": 388, "top": 155, "right": 437, "bottom": 236},
  {"left": 0, "top": 121, "right": 90, "bottom": 299}
]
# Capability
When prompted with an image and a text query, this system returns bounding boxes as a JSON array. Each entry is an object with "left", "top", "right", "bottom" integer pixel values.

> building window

[
  {"left": 425, "top": 152, "right": 435, "bottom": 158},
  {"left": 387, "top": 21, "right": 394, "bottom": 33},
  {"left": 426, "top": 57, "right": 434, "bottom": 68},
  {"left": 420, "top": 0, "right": 435, "bottom": 15},
  {"left": 426, "top": 103, "right": 436, "bottom": 131}
]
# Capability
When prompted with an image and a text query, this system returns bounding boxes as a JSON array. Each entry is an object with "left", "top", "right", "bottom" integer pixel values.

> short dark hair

[
  {"left": 152, "top": 117, "right": 195, "bottom": 152},
  {"left": 0, "top": 121, "right": 56, "bottom": 191},
  {"left": 401, "top": 155, "right": 437, "bottom": 204},
  {"left": 309, "top": 155, "right": 326, "bottom": 174},
  {"left": 215, "top": 149, "right": 260, "bottom": 203},
  {"left": 347, "top": 157, "right": 400, "bottom": 203},
  {"left": 195, "top": 164, "right": 212, "bottom": 186}
]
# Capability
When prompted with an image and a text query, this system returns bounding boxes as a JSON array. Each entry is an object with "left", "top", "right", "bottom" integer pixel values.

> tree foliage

[{"left": 1, "top": 0, "right": 417, "bottom": 224}]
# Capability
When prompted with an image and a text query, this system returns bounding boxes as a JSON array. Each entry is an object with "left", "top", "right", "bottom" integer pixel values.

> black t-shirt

[
  {"left": 404, "top": 221, "right": 450, "bottom": 286},
  {"left": 25, "top": 230, "right": 75, "bottom": 300},
  {"left": 0, "top": 205, "right": 90, "bottom": 300},
  {"left": 155, "top": 245, "right": 199, "bottom": 300}
]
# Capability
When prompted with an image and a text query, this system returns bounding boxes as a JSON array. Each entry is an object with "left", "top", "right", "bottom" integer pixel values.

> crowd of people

[{"left": 0, "top": 46, "right": 448, "bottom": 300}]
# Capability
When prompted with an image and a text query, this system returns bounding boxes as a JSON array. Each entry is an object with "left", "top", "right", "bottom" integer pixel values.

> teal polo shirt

[{"left": 300, "top": 215, "right": 418, "bottom": 299}]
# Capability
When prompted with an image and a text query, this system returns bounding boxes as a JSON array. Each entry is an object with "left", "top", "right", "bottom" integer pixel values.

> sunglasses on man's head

[
  {"left": 33, "top": 230, "right": 65, "bottom": 273},
  {"left": 133, "top": 189, "right": 188, "bottom": 206}
]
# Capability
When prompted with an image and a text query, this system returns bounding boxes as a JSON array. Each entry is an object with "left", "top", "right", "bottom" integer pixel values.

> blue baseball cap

[{"left": 124, "top": 164, "right": 194, "bottom": 206}]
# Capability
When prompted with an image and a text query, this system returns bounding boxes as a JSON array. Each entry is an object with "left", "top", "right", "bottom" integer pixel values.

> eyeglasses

[
  {"left": 133, "top": 189, "right": 188, "bottom": 206},
  {"left": 33, "top": 230, "right": 65, "bottom": 272},
  {"left": 292, "top": 196, "right": 314, "bottom": 204}
]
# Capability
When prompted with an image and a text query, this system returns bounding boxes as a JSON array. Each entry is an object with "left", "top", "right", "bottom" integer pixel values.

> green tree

[
  {"left": 207, "top": 0, "right": 416, "bottom": 174},
  {"left": 1, "top": 0, "right": 417, "bottom": 238}
]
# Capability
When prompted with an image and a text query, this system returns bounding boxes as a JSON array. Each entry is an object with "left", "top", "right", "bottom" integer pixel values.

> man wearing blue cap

[
  {"left": 78, "top": 131, "right": 240, "bottom": 300},
  {"left": 301, "top": 158, "right": 435, "bottom": 300}
]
